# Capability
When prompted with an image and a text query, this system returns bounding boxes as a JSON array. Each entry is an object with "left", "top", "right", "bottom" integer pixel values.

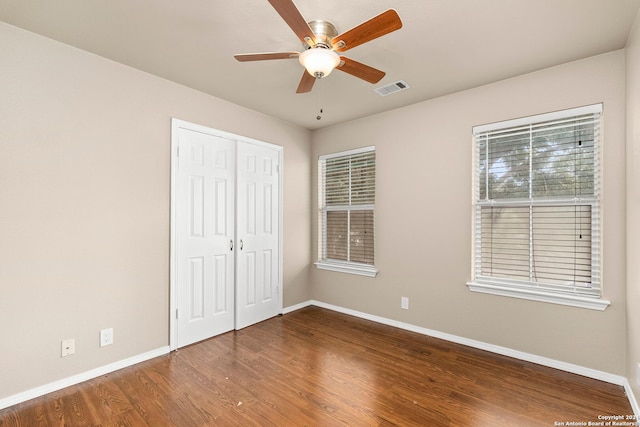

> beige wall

[
  {"left": 0, "top": 22, "right": 312, "bottom": 400},
  {"left": 627, "top": 9, "right": 640, "bottom": 402},
  {"left": 311, "top": 50, "right": 627, "bottom": 374}
]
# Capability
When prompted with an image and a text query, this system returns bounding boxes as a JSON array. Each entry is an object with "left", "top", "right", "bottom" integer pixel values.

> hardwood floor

[{"left": 0, "top": 306, "right": 633, "bottom": 426}]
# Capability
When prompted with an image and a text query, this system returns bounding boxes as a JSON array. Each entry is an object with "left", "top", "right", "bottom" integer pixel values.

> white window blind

[
  {"left": 470, "top": 105, "right": 605, "bottom": 307},
  {"left": 317, "top": 147, "right": 376, "bottom": 276}
]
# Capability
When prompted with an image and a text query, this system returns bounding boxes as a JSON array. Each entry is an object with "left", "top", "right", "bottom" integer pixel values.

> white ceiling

[{"left": 2, "top": 0, "right": 639, "bottom": 130}]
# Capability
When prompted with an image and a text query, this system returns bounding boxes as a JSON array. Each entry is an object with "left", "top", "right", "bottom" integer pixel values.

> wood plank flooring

[{"left": 0, "top": 306, "right": 633, "bottom": 426}]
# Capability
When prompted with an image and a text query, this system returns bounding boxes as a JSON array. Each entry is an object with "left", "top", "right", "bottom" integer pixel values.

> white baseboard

[
  {"left": 624, "top": 380, "right": 640, "bottom": 418},
  {"left": 0, "top": 346, "right": 170, "bottom": 411},
  {"left": 286, "top": 300, "right": 632, "bottom": 388},
  {"left": 282, "top": 300, "right": 313, "bottom": 314}
]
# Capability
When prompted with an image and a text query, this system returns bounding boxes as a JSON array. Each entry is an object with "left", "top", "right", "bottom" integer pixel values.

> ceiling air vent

[{"left": 374, "top": 80, "right": 410, "bottom": 96}]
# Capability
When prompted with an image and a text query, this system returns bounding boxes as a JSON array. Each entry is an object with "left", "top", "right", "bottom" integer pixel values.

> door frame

[{"left": 169, "top": 118, "right": 283, "bottom": 351}]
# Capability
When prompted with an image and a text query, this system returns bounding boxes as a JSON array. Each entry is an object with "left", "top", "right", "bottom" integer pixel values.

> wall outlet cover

[
  {"left": 401, "top": 297, "right": 409, "bottom": 310},
  {"left": 100, "top": 328, "right": 114, "bottom": 347}
]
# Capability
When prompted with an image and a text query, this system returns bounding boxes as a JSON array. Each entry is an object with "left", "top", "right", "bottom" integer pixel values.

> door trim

[{"left": 169, "top": 118, "right": 283, "bottom": 351}]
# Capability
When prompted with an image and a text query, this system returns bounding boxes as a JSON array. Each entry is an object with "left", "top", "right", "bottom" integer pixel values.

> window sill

[
  {"left": 466, "top": 281, "right": 610, "bottom": 311},
  {"left": 315, "top": 261, "right": 378, "bottom": 277}
]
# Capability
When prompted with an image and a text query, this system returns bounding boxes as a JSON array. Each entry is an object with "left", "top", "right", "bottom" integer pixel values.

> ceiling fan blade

[
  {"left": 336, "top": 56, "right": 385, "bottom": 84},
  {"left": 296, "top": 71, "right": 316, "bottom": 93},
  {"left": 234, "top": 52, "right": 299, "bottom": 62},
  {"left": 267, "top": 0, "right": 316, "bottom": 47},
  {"left": 331, "top": 9, "right": 402, "bottom": 53}
]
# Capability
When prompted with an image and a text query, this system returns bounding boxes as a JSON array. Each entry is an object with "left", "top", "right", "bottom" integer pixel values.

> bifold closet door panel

[
  {"left": 175, "top": 129, "right": 236, "bottom": 347},
  {"left": 235, "top": 141, "right": 281, "bottom": 330}
]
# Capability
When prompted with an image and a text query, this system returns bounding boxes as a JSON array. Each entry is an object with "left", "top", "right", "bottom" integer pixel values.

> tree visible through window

[{"left": 470, "top": 105, "right": 605, "bottom": 308}]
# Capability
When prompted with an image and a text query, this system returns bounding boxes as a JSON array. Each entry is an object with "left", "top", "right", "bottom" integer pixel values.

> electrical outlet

[
  {"left": 100, "top": 328, "right": 113, "bottom": 347},
  {"left": 61, "top": 339, "right": 75, "bottom": 357},
  {"left": 401, "top": 297, "right": 409, "bottom": 310}
]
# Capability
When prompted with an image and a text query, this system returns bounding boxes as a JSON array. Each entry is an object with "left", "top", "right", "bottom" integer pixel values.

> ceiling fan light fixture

[{"left": 299, "top": 48, "right": 340, "bottom": 79}]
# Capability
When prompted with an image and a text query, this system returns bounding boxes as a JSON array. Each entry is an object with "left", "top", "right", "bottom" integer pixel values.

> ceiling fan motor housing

[{"left": 306, "top": 20, "right": 338, "bottom": 49}]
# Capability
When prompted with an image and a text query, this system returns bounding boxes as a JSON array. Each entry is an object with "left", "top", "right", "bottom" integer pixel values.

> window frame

[
  {"left": 467, "top": 104, "right": 610, "bottom": 310},
  {"left": 316, "top": 146, "right": 377, "bottom": 277}
]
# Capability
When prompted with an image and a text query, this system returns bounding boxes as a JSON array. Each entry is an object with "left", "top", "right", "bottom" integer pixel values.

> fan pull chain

[{"left": 316, "top": 77, "right": 324, "bottom": 120}]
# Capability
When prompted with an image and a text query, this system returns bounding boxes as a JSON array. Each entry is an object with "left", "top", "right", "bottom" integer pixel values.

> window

[
  {"left": 468, "top": 104, "right": 609, "bottom": 310},
  {"left": 316, "top": 146, "right": 377, "bottom": 277}
]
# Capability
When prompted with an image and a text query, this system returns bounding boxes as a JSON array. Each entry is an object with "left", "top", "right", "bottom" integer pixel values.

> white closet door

[
  {"left": 235, "top": 141, "right": 281, "bottom": 329},
  {"left": 176, "top": 128, "right": 235, "bottom": 347}
]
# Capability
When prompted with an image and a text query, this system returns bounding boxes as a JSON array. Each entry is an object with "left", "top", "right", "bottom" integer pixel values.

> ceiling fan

[{"left": 234, "top": 0, "right": 403, "bottom": 93}]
